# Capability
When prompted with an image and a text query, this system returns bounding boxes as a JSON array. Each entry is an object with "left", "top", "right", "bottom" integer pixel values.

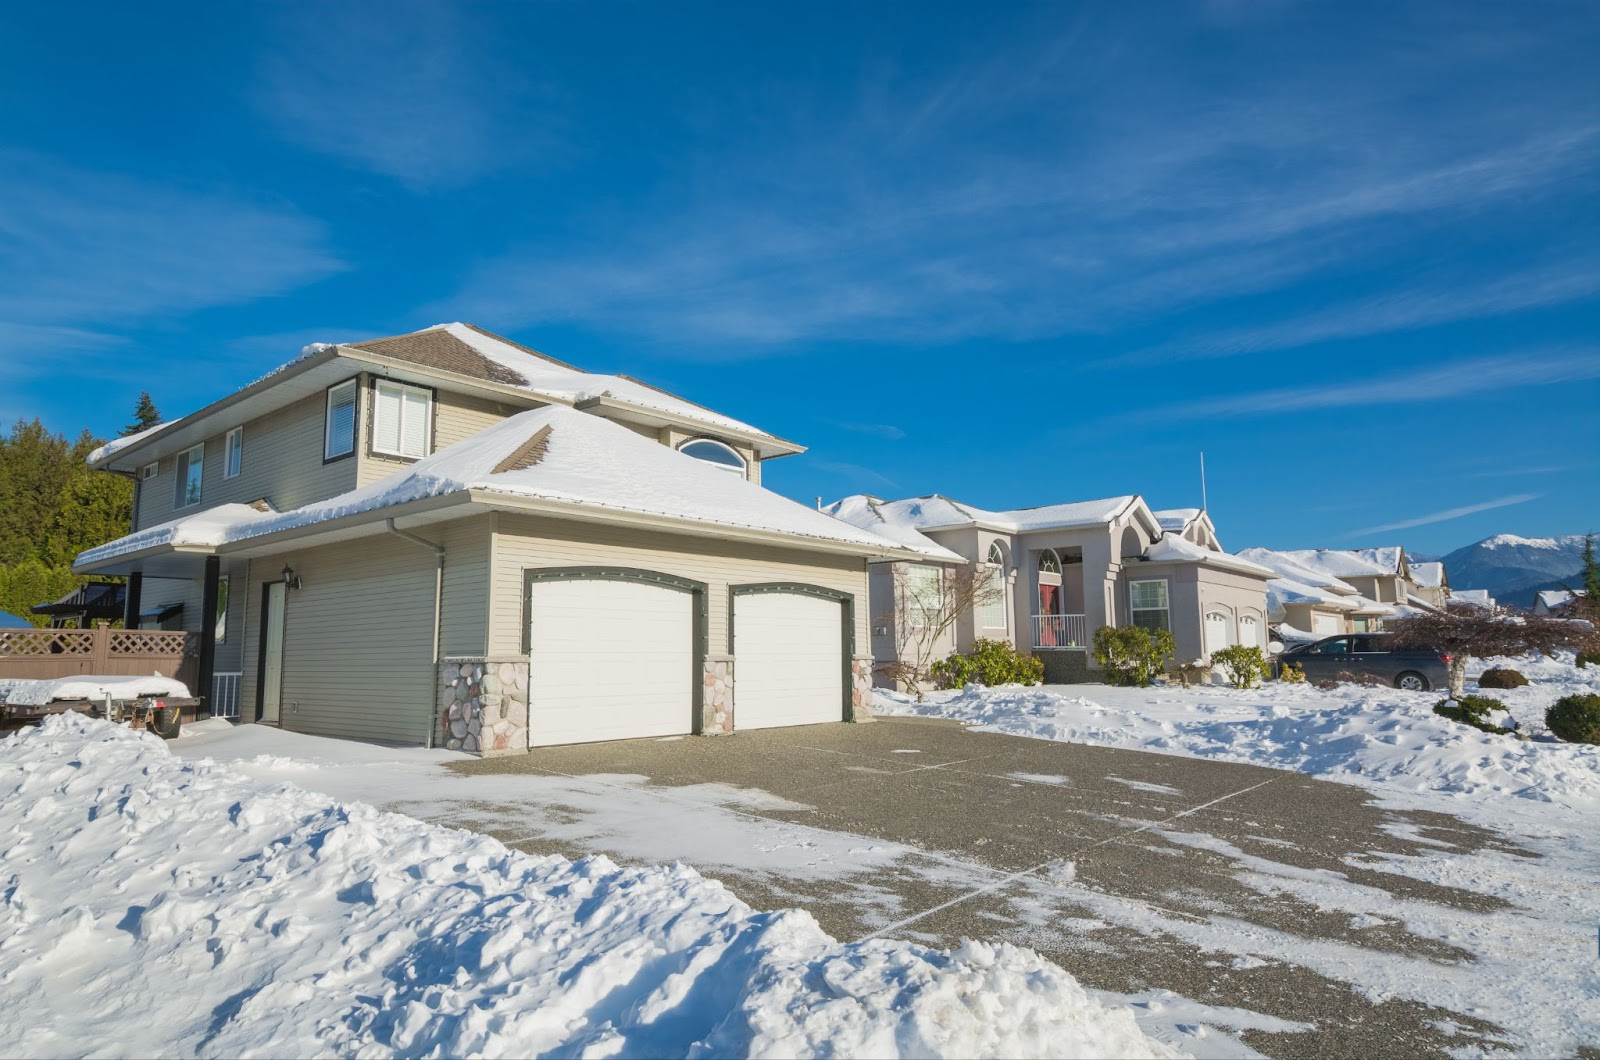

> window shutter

[
  {"left": 374, "top": 385, "right": 402, "bottom": 454},
  {"left": 401, "top": 388, "right": 430, "bottom": 457}
]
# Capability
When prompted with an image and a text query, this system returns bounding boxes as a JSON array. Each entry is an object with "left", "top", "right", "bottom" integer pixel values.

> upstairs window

[
  {"left": 140, "top": 461, "right": 159, "bottom": 480},
  {"left": 373, "top": 380, "right": 433, "bottom": 460},
  {"left": 325, "top": 380, "right": 358, "bottom": 460},
  {"left": 1129, "top": 579, "right": 1169, "bottom": 631},
  {"left": 224, "top": 427, "right": 243, "bottom": 479},
  {"left": 174, "top": 444, "right": 204, "bottom": 508},
  {"left": 679, "top": 438, "right": 746, "bottom": 475}
]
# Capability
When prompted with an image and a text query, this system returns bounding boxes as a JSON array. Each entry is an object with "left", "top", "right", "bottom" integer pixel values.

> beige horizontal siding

[
  {"left": 487, "top": 512, "right": 869, "bottom": 658},
  {"left": 135, "top": 389, "right": 358, "bottom": 532},
  {"left": 357, "top": 379, "right": 528, "bottom": 487}
]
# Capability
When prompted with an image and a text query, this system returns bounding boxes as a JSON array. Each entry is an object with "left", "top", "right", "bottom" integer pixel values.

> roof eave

[{"left": 572, "top": 396, "right": 804, "bottom": 458}]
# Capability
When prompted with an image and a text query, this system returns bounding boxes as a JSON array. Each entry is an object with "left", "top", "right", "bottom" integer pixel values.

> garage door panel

[
  {"left": 529, "top": 578, "right": 694, "bottom": 747},
  {"left": 735, "top": 591, "right": 844, "bottom": 730}
]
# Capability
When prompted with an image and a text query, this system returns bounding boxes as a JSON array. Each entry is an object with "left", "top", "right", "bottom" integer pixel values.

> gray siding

[
  {"left": 134, "top": 389, "right": 358, "bottom": 532},
  {"left": 487, "top": 512, "right": 868, "bottom": 658}
]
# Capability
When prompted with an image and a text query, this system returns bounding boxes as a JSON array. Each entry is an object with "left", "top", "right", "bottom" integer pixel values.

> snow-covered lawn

[{"left": 0, "top": 714, "right": 1170, "bottom": 1059}]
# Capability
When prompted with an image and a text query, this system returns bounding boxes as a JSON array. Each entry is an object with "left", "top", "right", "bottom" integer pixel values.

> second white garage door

[
  {"left": 528, "top": 577, "right": 694, "bottom": 747},
  {"left": 1312, "top": 612, "right": 1343, "bottom": 636},
  {"left": 734, "top": 591, "right": 845, "bottom": 730}
]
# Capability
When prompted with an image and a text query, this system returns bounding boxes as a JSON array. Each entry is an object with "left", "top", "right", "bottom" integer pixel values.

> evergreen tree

[
  {"left": 1583, "top": 533, "right": 1600, "bottom": 600},
  {"left": 121, "top": 392, "right": 161, "bottom": 436}
]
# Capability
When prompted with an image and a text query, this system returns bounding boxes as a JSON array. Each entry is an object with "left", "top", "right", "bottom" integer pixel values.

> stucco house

[
  {"left": 823, "top": 494, "right": 1274, "bottom": 684},
  {"left": 1233, "top": 546, "right": 1440, "bottom": 638},
  {"left": 1408, "top": 561, "right": 1450, "bottom": 608},
  {"left": 74, "top": 324, "right": 927, "bottom": 754}
]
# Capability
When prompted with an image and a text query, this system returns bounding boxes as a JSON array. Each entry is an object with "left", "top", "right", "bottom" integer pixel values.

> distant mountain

[{"left": 1437, "top": 534, "right": 1589, "bottom": 605}]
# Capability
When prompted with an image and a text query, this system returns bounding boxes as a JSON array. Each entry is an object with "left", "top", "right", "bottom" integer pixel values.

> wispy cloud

[
  {"left": 807, "top": 460, "right": 899, "bottom": 490},
  {"left": 1350, "top": 494, "right": 1543, "bottom": 536},
  {"left": 254, "top": 3, "right": 551, "bottom": 190},
  {"left": 1118, "top": 349, "right": 1600, "bottom": 424},
  {"left": 835, "top": 421, "right": 907, "bottom": 440},
  {"left": 0, "top": 153, "right": 341, "bottom": 365}
]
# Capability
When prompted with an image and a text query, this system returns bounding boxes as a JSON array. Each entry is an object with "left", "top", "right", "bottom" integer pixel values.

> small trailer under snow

[{"left": 0, "top": 676, "right": 198, "bottom": 739}]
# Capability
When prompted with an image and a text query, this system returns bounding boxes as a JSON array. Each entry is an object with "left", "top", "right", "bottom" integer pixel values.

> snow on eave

[
  {"left": 1144, "top": 533, "right": 1274, "bottom": 577},
  {"left": 821, "top": 495, "right": 966, "bottom": 562}
]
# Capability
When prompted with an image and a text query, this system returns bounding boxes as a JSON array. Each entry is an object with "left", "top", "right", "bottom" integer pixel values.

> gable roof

[
  {"left": 1144, "top": 533, "right": 1274, "bottom": 578},
  {"left": 820, "top": 496, "right": 966, "bottom": 562},
  {"left": 78, "top": 407, "right": 913, "bottom": 571},
  {"left": 1409, "top": 561, "right": 1446, "bottom": 589},
  {"left": 1152, "top": 508, "right": 1202, "bottom": 532},
  {"left": 1270, "top": 548, "right": 1394, "bottom": 580}
]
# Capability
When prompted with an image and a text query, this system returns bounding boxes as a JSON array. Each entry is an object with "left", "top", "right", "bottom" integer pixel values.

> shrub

[
  {"left": 1210, "top": 645, "right": 1268, "bottom": 689},
  {"left": 931, "top": 638, "right": 1045, "bottom": 690},
  {"left": 1093, "top": 625, "right": 1176, "bottom": 687},
  {"left": 1577, "top": 649, "right": 1600, "bottom": 669},
  {"left": 1477, "top": 667, "right": 1528, "bottom": 689},
  {"left": 1278, "top": 661, "right": 1306, "bottom": 684},
  {"left": 1433, "top": 694, "right": 1516, "bottom": 735},
  {"left": 1546, "top": 694, "right": 1600, "bottom": 744}
]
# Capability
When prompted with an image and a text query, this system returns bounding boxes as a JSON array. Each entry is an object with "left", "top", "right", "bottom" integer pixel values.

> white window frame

[
  {"left": 677, "top": 437, "right": 747, "bottom": 475},
  {"left": 371, "top": 379, "right": 434, "bottom": 460},
  {"left": 324, "top": 379, "right": 358, "bottom": 460},
  {"left": 140, "top": 461, "right": 159, "bottom": 481},
  {"left": 904, "top": 564, "right": 944, "bottom": 629},
  {"left": 1129, "top": 579, "right": 1169, "bottom": 631},
  {"left": 174, "top": 443, "right": 204, "bottom": 509},
  {"left": 223, "top": 427, "right": 243, "bottom": 479},
  {"left": 979, "top": 542, "right": 1007, "bottom": 630}
]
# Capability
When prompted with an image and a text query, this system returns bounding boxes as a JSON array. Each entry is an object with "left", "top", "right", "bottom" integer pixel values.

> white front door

[
  {"left": 260, "top": 582, "right": 285, "bottom": 724},
  {"left": 528, "top": 577, "right": 694, "bottom": 747},
  {"left": 1204, "top": 610, "right": 1233, "bottom": 655},
  {"left": 734, "top": 591, "right": 844, "bottom": 730}
]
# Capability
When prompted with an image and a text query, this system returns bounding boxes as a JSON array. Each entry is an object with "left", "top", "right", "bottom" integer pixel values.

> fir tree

[
  {"left": 121, "top": 392, "right": 161, "bottom": 436},
  {"left": 1583, "top": 533, "right": 1600, "bottom": 600}
]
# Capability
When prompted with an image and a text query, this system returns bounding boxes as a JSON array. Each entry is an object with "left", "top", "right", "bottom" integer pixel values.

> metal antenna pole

[{"left": 1200, "top": 452, "right": 1208, "bottom": 512}]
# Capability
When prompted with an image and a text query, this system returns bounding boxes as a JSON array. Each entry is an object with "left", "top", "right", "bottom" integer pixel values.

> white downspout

[{"left": 385, "top": 518, "right": 445, "bottom": 749}]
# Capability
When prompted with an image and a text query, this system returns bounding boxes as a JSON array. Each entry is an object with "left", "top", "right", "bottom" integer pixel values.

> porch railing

[
  {"left": 211, "top": 672, "right": 243, "bottom": 719},
  {"left": 1032, "top": 613, "right": 1089, "bottom": 650}
]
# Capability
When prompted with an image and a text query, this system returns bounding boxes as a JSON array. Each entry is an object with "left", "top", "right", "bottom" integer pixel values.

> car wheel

[{"left": 1395, "top": 671, "right": 1428, "bottom": 692}]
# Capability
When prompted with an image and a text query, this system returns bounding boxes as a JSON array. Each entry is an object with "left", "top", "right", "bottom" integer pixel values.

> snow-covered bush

[
  {"left": 931, "top": 638, "right": 1044, "bottom": 690},
  {"left": 1577, "top": 650, "right": 1600, "bottom": 669},
  {"left": 1092, "top": 625, "right": 1175, "bottom": 687},
  {"left": 1546, "top": 694, "right": 1600, "bottom": 744},
  {"left": 1209, "top": 645, "right": 1268, "bottom": 689},
  {"left": 1434, "top": 694, "right": 1516, "bottom": 735},
  {"left": 1478, "top": 667, "right": 1529, "bottom": 689}
]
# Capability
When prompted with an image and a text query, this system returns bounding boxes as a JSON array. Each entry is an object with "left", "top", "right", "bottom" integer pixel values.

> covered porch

[{"left": 1030, "top": 546, "right": 1089, "bottom": 651}]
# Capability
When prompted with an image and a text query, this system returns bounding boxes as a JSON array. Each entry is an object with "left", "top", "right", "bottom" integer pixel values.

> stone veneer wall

[
  {"left": 701, "top": 654, "right": 734, "bottom": 734},
  {"left": 441, "top": 658, "right": 529, "bottom": 756},
  {"left": 850, "top": 656, "right": 875, "bottom": 721}
]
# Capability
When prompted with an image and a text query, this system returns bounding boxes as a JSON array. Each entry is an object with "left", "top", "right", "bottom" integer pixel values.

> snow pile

[
  {"left": 0, "top": 716, "right": 1172, "bottom": 1059},
  {"left": 874, "top": 661, "right": 1600, "bottom": 809},
  {"left": 0, "top": 674, "right": 191, "bottom": 706}
]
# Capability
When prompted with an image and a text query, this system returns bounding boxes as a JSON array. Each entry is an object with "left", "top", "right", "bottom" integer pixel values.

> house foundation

[
  {"left": 701, "top": 654, "right": 734, "bottom": 733},
  {"left": 850, "top": 655, "right": 875, "bottom": 720},
  {"left": 1039, "top": 650, "right": 1093, "bottom": 684}
]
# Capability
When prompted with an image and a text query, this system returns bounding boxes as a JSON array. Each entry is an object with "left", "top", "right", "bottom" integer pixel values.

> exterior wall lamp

[{"left": 281, "top": 564, "right": 302, "bottom": 591}]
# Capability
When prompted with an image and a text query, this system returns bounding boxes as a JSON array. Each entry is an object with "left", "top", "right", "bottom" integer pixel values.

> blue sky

[{"left": 1, "top": 1, "right": 1595, "bottom": 555}]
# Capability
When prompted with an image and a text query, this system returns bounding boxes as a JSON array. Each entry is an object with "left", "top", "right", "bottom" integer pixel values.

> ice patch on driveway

[
  {"left": 1106, "top": 775, "right": 1183, "bottom": 795},
  {"left": 1010, "top": 771, "right": 1071, "bottom": 785}
]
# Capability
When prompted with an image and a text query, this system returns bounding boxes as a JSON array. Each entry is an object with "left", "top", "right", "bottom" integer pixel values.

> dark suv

[{"left": 1275, "top": 633, "right": 1451, "bottom": 691}]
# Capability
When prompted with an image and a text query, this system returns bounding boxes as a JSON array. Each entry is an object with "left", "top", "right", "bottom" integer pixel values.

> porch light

[{"left": 281, "top": 564, "right": 302, "bottom": 591}]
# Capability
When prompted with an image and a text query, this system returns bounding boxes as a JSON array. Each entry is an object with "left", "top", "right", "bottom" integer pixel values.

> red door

[{"left": 1037, "top": 584, "right": 1060, "bottom": 646}]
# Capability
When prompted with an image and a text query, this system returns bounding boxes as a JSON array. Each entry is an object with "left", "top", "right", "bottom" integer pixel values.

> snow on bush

[{"left": 0, "top": 715, "right": 1171, "bottom": 1059}]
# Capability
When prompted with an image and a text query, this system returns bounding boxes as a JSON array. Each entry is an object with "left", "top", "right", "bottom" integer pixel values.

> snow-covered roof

[
  {"left": 1234, "top": 548, "right": 1364, "bottom": 596},
  {"left": 1264, "top": 577, "right": 1359, "bottom": 614},
  {"left": 79, "top": 407, "right": 912, "bottom": 568},
  {"left": 1272, "top": 548, "right": 1393, "bottom": 579},
  {"left": 834, "top": 493, "right": 1140, "bottom": 535},
  {"left": 1453, "top": 589, "right": 1496, "bottom": 608},
  {"left": 820, "top": 496, "right": 964, "bottom": 562},
  {"left": 1143, "top": 533, "right": 1274, "bottom": 578},
  {"left": 1349, "top": 547, "right": 1407, "bottom": 575},
  {"left": 1535, "top": 589, "right": 1583, "bottom": 610},
  {"left": 1152, "top": 508, "right": 1202, "bottom": 533},
  {"left": 1409, "top": 561, "right": 1446, "bottom": 588}
]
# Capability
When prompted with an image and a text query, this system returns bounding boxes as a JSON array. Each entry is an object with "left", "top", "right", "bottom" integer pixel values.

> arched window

[
  {"left": 678, "top": 438, "right": 747, "bottom": 475},
  {"left": 1038, "top": 549, "right": 1061, "bottom": 576},
  {"left": 979, "top": 542, "right": 1007, "bottom": 629}
]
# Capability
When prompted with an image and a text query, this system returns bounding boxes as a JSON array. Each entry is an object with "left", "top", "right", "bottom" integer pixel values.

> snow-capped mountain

[{"left": 1438, "top": 534, "right": 1589, "bottom": 605}]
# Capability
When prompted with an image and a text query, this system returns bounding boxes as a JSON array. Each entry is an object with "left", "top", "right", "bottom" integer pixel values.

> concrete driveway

[{"left": 452, "top": 717, "right": 1531, "bottom": 1057}]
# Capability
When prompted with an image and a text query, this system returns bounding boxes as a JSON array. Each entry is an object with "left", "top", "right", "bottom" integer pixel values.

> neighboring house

[
  {"left": 1408, "top": 561, "right": 1450, "bottom": 608},
  {"left": 1533, "top": 589, "right": 1584, "bottom": 614},
  {"left": 75, "top": 323, "right": 927, "bottom": 754},
  {"left": 824, "top": 494, "right": 1273, "bottom": 684},
  {"left": 1451, "top": 588, "right": 1496, "bottom": 609},
  {"left": 1233, "top": 548, "right": 1391, "bottom": 637}
]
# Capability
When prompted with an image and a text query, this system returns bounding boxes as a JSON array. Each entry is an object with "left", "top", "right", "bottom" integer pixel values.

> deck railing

[
  {"left": 211, "top": 672, "right": 243, "bottom": 719},
  {"left": 1031, "top": 613, "right": 1089, "bottom": 650},
  {"left": 0, "top": 627, "right": 199, "bottom": 687}
]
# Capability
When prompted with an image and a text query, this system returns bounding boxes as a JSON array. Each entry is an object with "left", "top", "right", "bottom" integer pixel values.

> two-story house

[
  {"left": 76, "top": 324, "right": 925, "bottom": 754},
  {"left": 824, "top": 493, "right": 1274, "bottom": 684}
]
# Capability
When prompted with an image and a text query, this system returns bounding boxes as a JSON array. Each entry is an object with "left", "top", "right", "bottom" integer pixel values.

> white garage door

[
  {"left": 1312, "top": 612, "right": 1342, "bottom": 635},
  {"left": 734, "top": 591, "right": 844, "bottom": 730},
  {"left": 1239, "top": 614, "right": 1264, "bottom": 649},
  {"left": 1204, "top": 610, "right": 1234, "bottom": 655},
  {"left": 528, "top": 578, "right": 694, "bottom": 747}
]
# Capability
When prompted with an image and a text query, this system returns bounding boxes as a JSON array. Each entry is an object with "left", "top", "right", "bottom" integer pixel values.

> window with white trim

[
  {"left": 1129, "top": 579, "right": 1169, "bottom": 631},
  {"left": 904, "top": 564, "right": 944, "bottom": 628},
  {"left": 373, "top": 380, "right": 433, "bottom": 459},
  {"left": 174, "top": 444, "right": 204, "bottom": 508},
  {"left": 140, "top": 461, "right": 159, "bottom": 481},
  {"left": 325, "top": 380, "right": 358, "bottom": 460},
  {"left": 979, "top": 542, "right": 1007, "bottom": 629},
  {"left": 678, "top": 438, "right": 746, "bottom": 475},
  {"left": 224, "top": 427, "right": 243, "bottom": 479}
]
